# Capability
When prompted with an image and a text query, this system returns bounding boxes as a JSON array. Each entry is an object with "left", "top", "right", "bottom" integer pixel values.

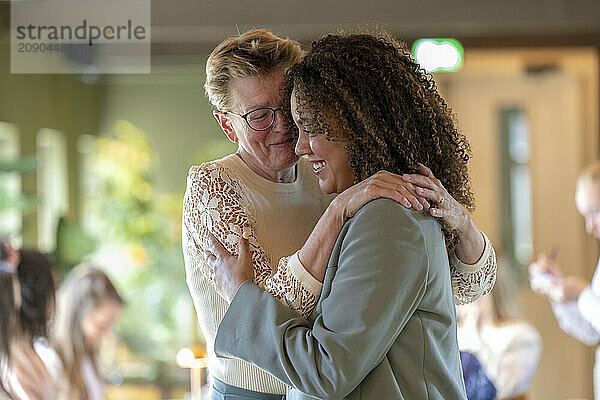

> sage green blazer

[{"left": 215, "top": 198, "right": 467, "bottom": 399}]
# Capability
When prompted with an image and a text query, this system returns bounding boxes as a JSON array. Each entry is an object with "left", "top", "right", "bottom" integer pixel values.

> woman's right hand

[{"left": 334, "top": 170, "right": 430, "bottom": 220}]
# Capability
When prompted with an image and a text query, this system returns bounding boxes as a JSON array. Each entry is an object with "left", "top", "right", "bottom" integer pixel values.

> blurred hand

[
  {"left": 528, "top": 253, "right": 562, "bottom": 278},
  {"left": 560, "top": 276, "right": 588, "bottom": 302},
  {"left": 204, "top": 231, "right": 253, "bottom": 303},
  {"left": 402, "top": 163, "right": 470, "bottom": 231},
  {"left": 528, "top": 255, "right": 588, "bottom": 302},
  {"left": 528, "top": 254, "right": 563, "bottom": 301}
]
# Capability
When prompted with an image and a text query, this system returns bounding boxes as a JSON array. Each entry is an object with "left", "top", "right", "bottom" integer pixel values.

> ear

[{"left": 213, "top": 110, "right": 238, "bottom": 143}]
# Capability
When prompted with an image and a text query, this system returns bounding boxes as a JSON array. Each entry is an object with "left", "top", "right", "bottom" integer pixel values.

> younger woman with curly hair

[{"left": 209, "top": 32, "right": 480, "bottom": 399}]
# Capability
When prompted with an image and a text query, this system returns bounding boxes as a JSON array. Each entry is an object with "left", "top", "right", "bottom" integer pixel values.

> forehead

[
  {"left": 229, "top": 71, "right": 285, "bottom": 112},
  {"left": 576, "top": 181, "right": 600, "bottom": 213}
]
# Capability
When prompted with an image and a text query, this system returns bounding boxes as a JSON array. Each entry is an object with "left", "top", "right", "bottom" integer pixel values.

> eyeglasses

[{"left": 227, "top": 107, "right": 283, "bottom": 131}]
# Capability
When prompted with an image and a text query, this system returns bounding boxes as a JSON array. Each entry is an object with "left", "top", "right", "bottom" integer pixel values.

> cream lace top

[{"left": 182, "top": 153, "right": 497, "bottom": 394}]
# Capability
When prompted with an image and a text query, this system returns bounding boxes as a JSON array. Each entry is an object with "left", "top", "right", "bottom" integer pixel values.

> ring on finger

[{"left": 439, "top": 195, "right": 445, "bottom": 204}]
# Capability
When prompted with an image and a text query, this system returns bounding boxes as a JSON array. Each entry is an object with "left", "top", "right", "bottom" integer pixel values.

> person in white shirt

[
  {"left": 458, "top": 269, "right": 542, "bottom": 399},
  {"left": 529, "top": 160, "right": 600, "bottom": 400}
]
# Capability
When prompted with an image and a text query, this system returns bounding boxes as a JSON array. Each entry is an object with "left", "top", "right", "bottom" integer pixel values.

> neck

[{"left": 236, "top": 152, "right": 296, "bottom": 183}]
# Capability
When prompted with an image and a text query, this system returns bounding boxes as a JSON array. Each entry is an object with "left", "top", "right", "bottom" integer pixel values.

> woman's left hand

[
  {"left": 402, "top": 163, "right": 470, "bottom": 231},
  {"left": 205, "top": 231, "right": 254, "bottom": 302},
  {"left": 403, "top": 163, "right": 485, "bottom": 264}
]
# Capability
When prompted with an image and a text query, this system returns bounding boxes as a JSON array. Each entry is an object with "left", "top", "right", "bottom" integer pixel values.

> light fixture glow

[{"left": 412, "top": 39, "right": 463, "bottom": 73}]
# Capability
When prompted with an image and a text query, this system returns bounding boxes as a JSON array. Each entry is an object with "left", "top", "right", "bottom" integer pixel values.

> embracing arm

[
  {"left": 182, "top": 164, "right": 321, "bottom": 317},
  {"left": 403, "top": 164, "right": 497, "bottom": 305},
  {"left": 214, "top": 200, "right": 430, "bottom": 399}
]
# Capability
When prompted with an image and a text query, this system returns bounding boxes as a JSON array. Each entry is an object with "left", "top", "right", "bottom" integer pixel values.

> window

[
  {"left": 0, "top": 122, "right": 23, "bottom": 243},
  {"left": 37, "top": 128, "right": 69, "bottom": 252},
  {"left": 500, "top": 108, "right": 533, "bottom": 269}
]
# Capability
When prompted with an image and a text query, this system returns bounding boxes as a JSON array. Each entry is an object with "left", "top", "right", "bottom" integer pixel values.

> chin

[{"left": 318, "top": 180, "right": 337, "bottom": 195}]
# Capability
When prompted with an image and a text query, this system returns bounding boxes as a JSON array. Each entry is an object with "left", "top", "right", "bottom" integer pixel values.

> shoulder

[
  {"left": 185, "top": 155, "right": 243, "bottom": 193},
  {"left": 33, "top": 339, "right": 62, "bottom": 378},
  {"left": 350, "top": 198, "right": 432, "bottom": 238}
]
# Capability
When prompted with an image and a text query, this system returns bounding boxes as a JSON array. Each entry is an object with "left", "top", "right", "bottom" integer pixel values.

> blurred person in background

[
  {"left": 184, "top": 29, "right": 497, "bottom": 399},
  {"left": 458, "top": 268, "right": 542, "bottom": 399},
  {"left": 36, "top": 265, "right": 125, "bottom": 400},
  {"left": 529, "top": 160, "right": 600, "bottom": 400},
  {"left": 0, "top": 241, "right": 58, "bottom": 400}
]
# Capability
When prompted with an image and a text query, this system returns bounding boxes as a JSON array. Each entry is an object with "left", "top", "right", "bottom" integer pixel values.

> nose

[
  {"left": 270, "top": 109, "right": 287, "bottom": 133},
  {"left": 586, "top": 216, "right": 598, "bottom": 235},
  {"left": 295, "top": 129, "right": 311, "bottom": 156}
]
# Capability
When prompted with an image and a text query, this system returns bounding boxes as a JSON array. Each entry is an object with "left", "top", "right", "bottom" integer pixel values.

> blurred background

[{"left": 0, "top": 0, "right": 599, "bottom": 399}]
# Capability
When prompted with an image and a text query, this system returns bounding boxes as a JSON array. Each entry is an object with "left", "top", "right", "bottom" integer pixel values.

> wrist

[
  {"left": 228, "top": 279, "right": 247, "bottom": 302},
  {"left": 328, "top": 197, "right": 348, "bottom": 230}
]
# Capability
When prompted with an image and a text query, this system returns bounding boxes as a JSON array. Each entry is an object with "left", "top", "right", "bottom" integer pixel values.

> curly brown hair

[{"left": 286, "top": 31, "right": 474, "bottom": 248}]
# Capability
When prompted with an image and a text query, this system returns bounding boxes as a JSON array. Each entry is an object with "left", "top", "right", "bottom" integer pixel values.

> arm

[
  {"left": 193, "top": 166, "right": 431, "bottom": 316},
  {"left": 182, "top": 164, "right": 320, "bottom": 317},
  {"left": 551, "top": 301, "right": 600, "bottom": 346},
  {"left": 450, "top": 232, "right": 497, "bottom": 305},
  {"left": 297, "top": 170, "right": 431, "bottom": 282},
  {"left": 577, "top": 283, "right": 600, "bottom": 333},
  {"left": 403, "top": 165, "right": 497, "bottom": 304},
  {"left": 529, "top": 256, "right": 600, "bottom": 344},
  {"left": 214, "top": 200, "right": 429, "bottom": 399}
]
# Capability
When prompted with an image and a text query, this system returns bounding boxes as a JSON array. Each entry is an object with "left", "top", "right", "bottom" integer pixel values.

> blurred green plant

[{"left": 81, "top": 120, "right": 199, "bottom": 388}]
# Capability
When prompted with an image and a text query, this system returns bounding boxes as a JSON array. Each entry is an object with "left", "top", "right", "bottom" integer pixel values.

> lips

[
  {"left": 311, "top": 160, "right": 326, "bottom": 174},
  {"left": 270, "top": 137, "right": 295, "bottom": 147}
]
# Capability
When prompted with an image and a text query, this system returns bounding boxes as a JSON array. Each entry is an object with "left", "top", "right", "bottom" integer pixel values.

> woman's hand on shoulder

[
  {"left": 334, "top": 170, "right": 430, "bottom": 220},
  {"left": 402, "top": 163, "right": 470, "bottom": 232}
]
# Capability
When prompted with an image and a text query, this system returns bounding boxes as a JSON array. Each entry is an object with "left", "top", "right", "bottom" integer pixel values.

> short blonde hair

[
  {"left": 205, "top": 29, "right": 303, "bottom": 111},
  {"left": 577, "top": 160, "right": 600, "bottom": 187}
]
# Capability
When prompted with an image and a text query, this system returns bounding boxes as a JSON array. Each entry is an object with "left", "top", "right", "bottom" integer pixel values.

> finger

[
  {"left": 401, "top": 190, "right": 424, "bottom": 210},
  {"left": 238, "top": 229, "right": 251, "bottom": 262},
  {"left": 418, "top": 163, "right": 435, "bottom": 178},
  {"left": 415, "top": 187, "right": 443, "bottom": 204},
  {"left": 207, "top": 231, "right": 228, "bottom": 258},
  {"left": 429, "top": 207, "right": 446, "bottom": 219},
  {"left": 368, "top": 181, "right": 412, "bottom": 208},
  {"left": 402, "top": 174, "right": 438, "bottom": 190},
  {"left": 204, "top": 251, "right": 217, "bottom": 266}
]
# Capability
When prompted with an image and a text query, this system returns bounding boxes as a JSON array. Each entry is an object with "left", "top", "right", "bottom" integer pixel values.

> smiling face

[
  {"left": 215, "top": 70, "right": 299, "bottom": 182},
  {"left": 291, "top": 90, "right": 355, "bottom": 194},
  {"left": 576, "top": 180, "right": 600, "bottom": 240},
  {"left": 81, "top": 299, "right": 122, "bottom": 348}
]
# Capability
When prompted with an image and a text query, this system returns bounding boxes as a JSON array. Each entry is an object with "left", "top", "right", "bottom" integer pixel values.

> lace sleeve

[
  {"left": 450, "top": 231, "right": 497, "bottom": 305},
  {"left": 182, "top": 164, "right": 321, "bottom": 316}
]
